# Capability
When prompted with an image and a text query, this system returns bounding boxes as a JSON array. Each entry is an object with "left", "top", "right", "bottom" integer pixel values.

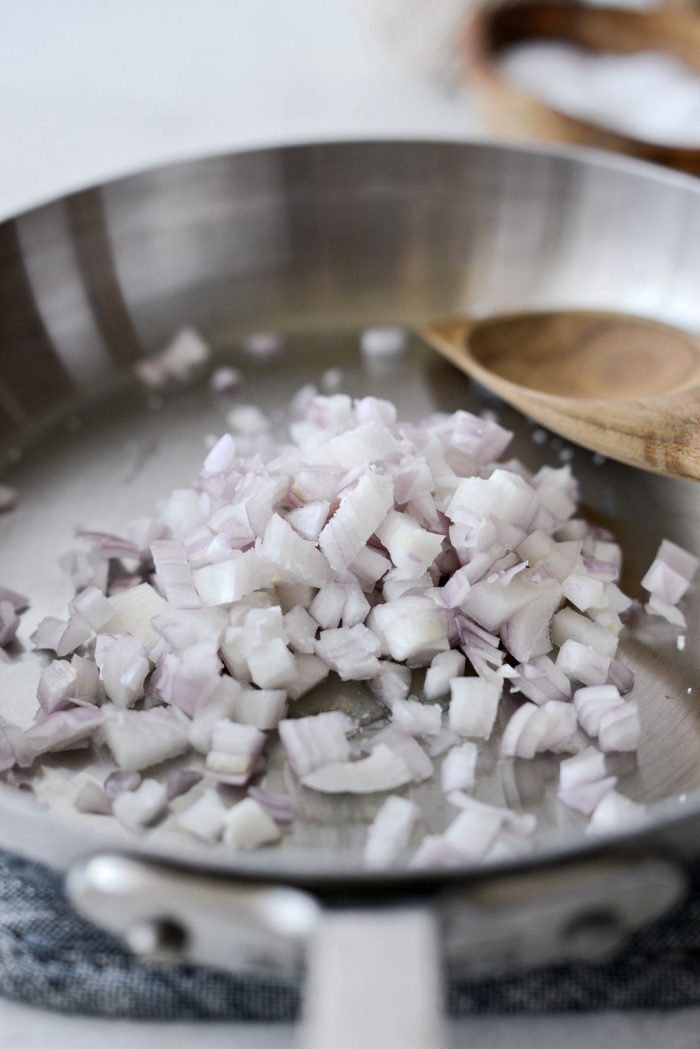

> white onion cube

[
  {"left": 449, "top": 678, "right": 500, "bottom": 740},
  {"left": 113, "top": 779, "right": 167, "bottom": 830},
  {"left": 424, "top": 650, "right": 466, "bottom": 700},
  {"left": 223, "top": 798, "right": 281, "bottom": 848}
]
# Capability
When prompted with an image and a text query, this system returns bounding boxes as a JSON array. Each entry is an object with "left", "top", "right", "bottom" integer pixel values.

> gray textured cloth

[{"left": 1, "top": 849, "right": 698, "bottom": 1020}]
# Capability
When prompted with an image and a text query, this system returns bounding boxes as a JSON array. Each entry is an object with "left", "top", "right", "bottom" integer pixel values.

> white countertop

[
  {"left": 1, "top": 1, "right": 698, "bottom": 1046},
  {"left": 1, "top": 0, "right": 474, "bottom": 221}
]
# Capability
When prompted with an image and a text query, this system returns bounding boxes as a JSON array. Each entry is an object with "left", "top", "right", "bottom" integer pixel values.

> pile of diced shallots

[{"left": 0, "top": 365, "right": 697, "bottom": 866}]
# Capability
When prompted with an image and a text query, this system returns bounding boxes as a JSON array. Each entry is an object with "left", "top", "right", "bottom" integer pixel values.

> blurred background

[
  {"left": 3, "top": 0, "right": 699, "bottom": 222},
  {"left": 1, "top": 0, "right": 476, "bottom": 219}
]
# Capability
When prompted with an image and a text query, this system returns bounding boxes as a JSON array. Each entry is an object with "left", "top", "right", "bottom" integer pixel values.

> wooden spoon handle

[{"left": 424, "top": 320, "right": 700, "bottom": 481}]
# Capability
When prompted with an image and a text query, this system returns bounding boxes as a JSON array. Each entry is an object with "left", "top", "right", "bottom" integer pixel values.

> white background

[{"left": 1, "top": 0, "right": 699, "bottom": 1045}]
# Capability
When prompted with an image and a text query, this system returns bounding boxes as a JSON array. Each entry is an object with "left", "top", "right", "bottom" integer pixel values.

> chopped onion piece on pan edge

[
  {"left": 301, "top": 743, "right": 413, "bottom": 794},
  {"left": 365, "top": 795, "right": 420, "bottom": 868},
  {"left": 1, "top": 384, "right": 692, "bottom": 860},
  {"left": 223, "top": 797, "right": 281, "bottom": 848},
  {"left": 441, "top": 742, "right": 478, "bottom": 794},
  {"left": 113, "top": 779, "right": 167, "bottom": 830}
]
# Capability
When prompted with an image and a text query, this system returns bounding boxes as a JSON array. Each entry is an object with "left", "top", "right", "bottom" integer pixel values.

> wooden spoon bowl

[
  {"left": 424, "top": 311, "right": 700, "bottom": 480},
  {"left": 463, "top": 0, "right": 700, "bottom": 176}
]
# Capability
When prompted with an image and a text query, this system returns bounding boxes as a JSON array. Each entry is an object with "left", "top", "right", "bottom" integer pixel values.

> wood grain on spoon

[{"left": 423, "top": 310, "right": 700, "bottom": 481}]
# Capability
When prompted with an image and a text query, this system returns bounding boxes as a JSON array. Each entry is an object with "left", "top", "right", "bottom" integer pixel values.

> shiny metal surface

[
  {"left": 67, "top": 848, "right": 684, "bottom": 976},
  {"left": 66, "top": 852, "right": 320, "bottom": 976},
  {"left": 1, "top": 141, "right": 700, "bottom": 886}
]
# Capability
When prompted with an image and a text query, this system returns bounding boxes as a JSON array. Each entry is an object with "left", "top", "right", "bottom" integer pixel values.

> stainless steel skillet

[{"left": 1, "top": 141, "right": 700, "bottom": 1048}]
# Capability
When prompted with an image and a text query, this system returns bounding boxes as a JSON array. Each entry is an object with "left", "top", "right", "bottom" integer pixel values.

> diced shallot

[
  {"left": 16, "top": 707, "right": 103, "bottom": 766},
  {"left": 70, "top": 587, "right": 114, "bottom": 630},
  {"left": 232, "top": 687, "right": 287, "bottom": 731},
  {"left": 101, "top": 708, "right": 190, "bottom": 771},
  {"left": 177, "top": 789, "right": 227, "bottom": 842},
  {"left": 151, "top": 540, "right": 201, "bottom": 609},
  {"left": 443, "top": 804, "right": 505, "bottom": 862},
  {"left": 558, "top": 775, "right": 618, "bottom": 816},
  {"left": 97, "top": 634, "right": 150, "bottom": 708},
  {"left": 279, "top": 711, "right": 354, "bottom": 779},
  {"left": 369, "top": 661, "right": 412, "bottom": 707},
  {"left": 286, "top": 501, "right": 330, "bottom": 542},
  {"left": 536, "top": 700, "right": 577, "bottom": 753},
  {"left": 441, "top": 742, "right": 478, "bottom": 794},
  {"left": 186, "top": 677, "right": 241, "bottom": 753},
  {"left": 318, "top": 470, "right": 394, "bottom": 572},
  {"left": 501, "top": 585, "right": 563, "bottom": 663},
  {"left": 598, "top": 701, "right": 641, "bottom": 753},
  {"left": 310, "top": 583, "right": 346, "bottom": 629},
  {"left": 573, "top": 685, "right": 624, "bottom": 738},
  {"left": 206, "top": 720, "right": 266, "bottom": 782},
  {"left": 315, "top": 625, "right": 381, "bottom": 680},
  {"left": 426, "top": 728, "right": 459, "bottom": 757},
  {"left": 223, "top": 797, "right": 281, "bottom": 848},
  {"left": 646, "top": 595, "right": 687, "bottom": 628},
  {"left": 285, "top": 654, "right": 329, "bottom": 700},
  {"left": 410, "top": 834, "right": 463, "bottom": 869},
  {"left": 248, "top": 786, "right": 295, "bottom": 826},
  {"left": 37, "top": 654, "right": 99, "bottom": 713},
  {"left": 607, "top": 658, "right": 635, "bottom": 695},
  {"left": 449, "top": 678, "right": 501, "bottom": 740},
  {"left": 209, "top": 366, "right": 242, "bottom": 396},
  {"left": 75, "top": 780, "right": 113, "bottom": 815},
  {"left": 360, "top": 326, "right": 408, "bottom": 361},
  {"left": 166, "top": 769, "right": 203, "bottom": 800},
  {"left": 656, "top": 539, "right": 698, "bottom": 583},
  {"left": 104, "top": 770, "right": 142, "bottom": 796},
  {"left": 588, "top": 790, "right": 647, "bottom": 835},
  {"left": 113, "top": 779, "right": 167, "bottom": 830},
  {"left": 501, "top": 700, "right": 576, "bottom": 759},
  {"left": 247, "top": 638, "right": 296, "bottom": 690},
  {"left": 301, "top": 743, "right": 412, "bottom": 794},
  {"left": 376, "top": 511, "right": 443, "bottom": 579},
  {"left": 508, "top": 655, "right": 572, "bottom": 704},
  {"left": 283, "top": 605, "right": 318, "bottom": 654},
  {"left": 367, "top": 726, "right": 434, "bottom": 782},
  {"left": 556, "top": 640, "right": 611, "bottom": 686},
  {"left": 371, "top": 596, "right": 450, "bottom": 664},
  {"left": 0, "top": 585, "right": 29, "bottom": 613},
  {"left": 350, "top": 546, "right": 391, "bottom": 588},
  {"left": 559, "top": 746, "right": 606, "bottom": 789},
  {"left": 641, "top": 538, "right": 697, "bottom": 613},
  {"left": 551, "top": 607, "right": 618, "bottom": 658},
  {"left": 135, "top": 328, "right": 210, "bottom": 388},
  {"left": 241, "top": 331, "right": 286, "bottom": 360},
  {"left": 99, "top": 583, "right": 169, "bottom": 647},
  {"left": 30, "top": 617, "right": 66, "bottom": 652},
  {"left": 193, "top": 551, "right": 273, "bottom": 606},
  {"left": 364, "top": 795, "right": 420, "bottom": 867},
  {"left": 2, "top": 386, "right": 660, "bottom": 862},
  {"left": 262, "top": 513, "right": 331, "bottom": 587},
  {"left": 424, "top": 650, "right": 466, "bottom": 700},
  {"left": 391, "top": 697, "right": 442, "bottom": 737}
]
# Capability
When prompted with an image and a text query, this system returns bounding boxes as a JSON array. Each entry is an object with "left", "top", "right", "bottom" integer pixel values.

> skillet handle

[
  {"left": 300, "top": 907, "right": 447, "bottom": 1049},
  {"left": 68, "top": 853, "right": 446, "bottom": 1046}
]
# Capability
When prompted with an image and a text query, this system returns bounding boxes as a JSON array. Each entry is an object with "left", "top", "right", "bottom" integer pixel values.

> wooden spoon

[{"left": 423, "top": 310, "right": 700, "bottom": 481}]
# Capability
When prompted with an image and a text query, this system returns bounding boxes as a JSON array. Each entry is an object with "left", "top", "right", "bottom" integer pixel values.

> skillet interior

[{"left": 1, "top": 140, "right": 700, "bottom": 883}]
